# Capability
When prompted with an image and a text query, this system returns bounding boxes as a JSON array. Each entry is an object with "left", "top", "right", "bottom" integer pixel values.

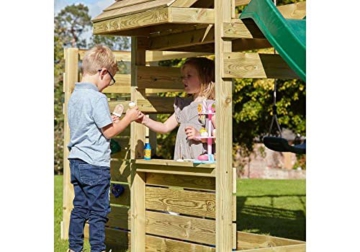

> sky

[
  {"left": 54, "top": 0, "right": 116, "bottom": 42},
  {"left": 54, "top": 0, "right": 114, "bottom": 18}
]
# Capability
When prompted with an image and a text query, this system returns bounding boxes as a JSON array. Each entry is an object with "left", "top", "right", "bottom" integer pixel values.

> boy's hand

[
  {"left": 111, "top": 115, "right": 120, "bottom": 123},
  {"left": 125, "top": 106, "right": 143, "bottom": 122}
]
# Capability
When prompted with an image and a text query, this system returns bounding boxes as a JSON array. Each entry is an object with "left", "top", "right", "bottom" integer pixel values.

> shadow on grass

[{"left": 236, "top": 194, "right": 306, "bottom": 241}]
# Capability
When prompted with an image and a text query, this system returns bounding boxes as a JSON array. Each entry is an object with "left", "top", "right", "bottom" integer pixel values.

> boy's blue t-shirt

[{"left": 67, "top": 83, "right": 112, "bottom": 167}]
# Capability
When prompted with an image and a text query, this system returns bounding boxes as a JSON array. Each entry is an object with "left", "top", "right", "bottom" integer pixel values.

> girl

[{"left": 138, "top": 57, "right": 216, "bottom": 160}]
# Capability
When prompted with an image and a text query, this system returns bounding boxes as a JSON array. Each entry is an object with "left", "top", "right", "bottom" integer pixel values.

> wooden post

[
  {"left": 130, "top": 37, "right": 147, "bottom": 159},
  {"left": 61, "top": 47, "right": 79, "bottom": 239},
  {"left": 130, "top": 37, "right": 147, "bottom": 252},
  {"left": 215, "top": 0, "right": 235, "bottom": 251}
]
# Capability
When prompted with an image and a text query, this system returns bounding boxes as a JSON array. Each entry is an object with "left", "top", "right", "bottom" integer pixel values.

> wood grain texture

[
  {"left": 94, "top": 0, "right": 174, "bottom": 22},
  {"left": 146, "top": 25, "right": 214, "bottom": 50},
  {"left": 136, "top": 66, "right": 183, "bottom": 89},
  {"left": 61, "top": 48, "right": 79, "bottom": 239},
  {"left": 236, "top": 231, "right": 305, "bottom": 251},
  {"left": 106, "top": 0, "right": 156, "bottom": 11},
  {"left": 223, "top": 52, "right": 299, "bottom": 79},
  {"left": 145, "top": 234, "right": 215, "bottom": 251},
  {"left": 214, "top": 0, "right": 235, "bottom": 250},
  {"left": 145, "top": 186, "right": 216, "bottom": 217},
  {"left": 146, "top": 173, "right": 215, "bottom": 190},
  {"left": 130, "top": 171, "right": 146, "bottom": 252},
  {"left": 93, "top": 7, "right": 169, "bottom": 34},
  {"left": 146, "top": 211, "right": 216, "bottom": 245},
  {"left": 136, "top": 96, "right": 176, "bottom": 114}
]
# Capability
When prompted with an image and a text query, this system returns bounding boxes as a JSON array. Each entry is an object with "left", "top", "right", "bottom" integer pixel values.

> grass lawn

[
  {"left": 55, "top": 175, "right": 305, "bottom": 251},
  {"left": 236, "top": 179, "right": 306, "bottom": 241}
]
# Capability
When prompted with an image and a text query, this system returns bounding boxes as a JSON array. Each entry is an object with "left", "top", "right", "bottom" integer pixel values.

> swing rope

[
  {"left": 263, "top": 79, "right": 306, "bottom": 155},
  {"left": 268, "top": 79, "right": 282, "bottom": 137}
]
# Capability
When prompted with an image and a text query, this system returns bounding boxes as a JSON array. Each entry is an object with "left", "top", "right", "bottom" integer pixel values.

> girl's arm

[{"left": 140, "top": 113, "right": 178, "bottom": 134}]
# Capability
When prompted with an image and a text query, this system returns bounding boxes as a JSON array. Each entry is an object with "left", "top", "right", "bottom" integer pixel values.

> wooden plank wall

[{"left": 127, "top": 159, "right": 218, "bottom": 252}]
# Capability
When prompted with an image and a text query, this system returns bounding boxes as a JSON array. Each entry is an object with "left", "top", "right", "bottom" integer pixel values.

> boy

[{"left": 67, "top": 44, "right": 142, "bottom": 252}]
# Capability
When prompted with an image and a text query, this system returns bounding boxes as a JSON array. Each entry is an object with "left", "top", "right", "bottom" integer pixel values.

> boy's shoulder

[{"left": 70, "top": 83, "right": 107, "bottom": 103}]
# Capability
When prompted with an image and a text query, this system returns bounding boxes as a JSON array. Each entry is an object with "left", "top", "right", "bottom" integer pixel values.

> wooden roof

[{"left": 92, "top": 0, "right": 305, "bottom": 53}]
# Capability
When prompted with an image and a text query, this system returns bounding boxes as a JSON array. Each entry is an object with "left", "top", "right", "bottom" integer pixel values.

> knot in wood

[{"left": 225, "top": 97, "right": 232, "bottom": 104}]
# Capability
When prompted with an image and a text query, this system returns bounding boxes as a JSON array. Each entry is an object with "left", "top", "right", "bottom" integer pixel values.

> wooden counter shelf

[{"left": 134, "top": 158, "right": 216, "bottom": 177}]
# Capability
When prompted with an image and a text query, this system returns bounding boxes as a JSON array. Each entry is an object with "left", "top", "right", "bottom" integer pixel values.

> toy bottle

[{"left": 144, "top": 136, "right": 151, "bottom": 160}]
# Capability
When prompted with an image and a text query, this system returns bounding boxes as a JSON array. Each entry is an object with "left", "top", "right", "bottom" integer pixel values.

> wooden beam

[
  {"left": 145, "top": 235, "right": 215, "bottom": 251},
  {"left": 223, "top": 52, "right": 300, "bottom": 79},
  {"left": 146, "top": 211, "right": 216, "bottom": 245},
  {"left": 146, "top": 173, "right": 215, "bottom": 190},
  {"left": 146, "top": 25, "right": 214, "bottom": 50},
  {"left": 93, "top": 7, "right": 170, "bottom": 34},
  {"left": 169, "top": 7, "right": 214, "bottom": 24},
  {"left": 93, "top": 0, "right": 175, "bottom": 22},
  {"left": 236, "top": 231, "right": 305, "bottom": 251},
  {"left": 137, "top": 97, "right": 176, "bottom": 114},
  {"left": 234, "top": 0, "right": 250, "bottom": 6},
  {"left": 131, "top": 38, "right": 147, "bottom": 160},
  {"left": 136, "top": 66, "right": 182, "bottom": 89},
  {"left": 61, "top": 48, "right": 79, "bottom": 240},
  {"left": 130, "top": 171, "right": 146, "bottom": 252},
  {"left": 93, "top": 7, "right": 214, "bottom": 35},
  {"left": 135, "top": 159, "right": 215, "bottom": 177},
  {"left": 223, "top": 20, "right": 265, "bottom": 39},
  {"left": 215, "top": 0, "right": 234, "bottom": 251},
  {"left": 145, "top": 187, "right": 216, "bottom": 218},
  {"left": 106, "top": 0, "right": 157, "bottom": 11},
  {"left": 146, "top": 50, "right": 211, "bottom": 61}
]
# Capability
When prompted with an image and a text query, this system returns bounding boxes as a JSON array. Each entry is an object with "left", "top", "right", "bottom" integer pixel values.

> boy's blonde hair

[
  {"left": 182, "top": 57, "right": 215, "bottom": 99},
  {"left": 82, "top": 44, "right": 118, "bottom": 76}
]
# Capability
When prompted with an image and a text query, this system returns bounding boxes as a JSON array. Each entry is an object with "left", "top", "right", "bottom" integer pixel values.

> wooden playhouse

[{"left": 61, "top": 0, "right": 306, "bottom": 251}]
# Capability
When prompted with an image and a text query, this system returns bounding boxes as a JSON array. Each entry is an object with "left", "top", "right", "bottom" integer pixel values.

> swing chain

[{"left": 268, "top": 80, "right": 282, "bottom": 137}]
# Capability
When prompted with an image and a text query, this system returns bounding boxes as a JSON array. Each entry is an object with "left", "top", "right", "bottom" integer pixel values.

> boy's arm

[
  {"left": 102, "top": 107, "right": 141, "bottom": 139},
  {"left": 140, "top": 113, "right": 178, "bottom": 134}
]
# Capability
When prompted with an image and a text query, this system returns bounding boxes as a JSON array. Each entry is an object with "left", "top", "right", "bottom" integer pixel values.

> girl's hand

[
  {"left": 125, "top": 106, "right": 144, "bottom": 122},
  {"left": 185, "top": 126, "right": 200, "bottom": 140}
]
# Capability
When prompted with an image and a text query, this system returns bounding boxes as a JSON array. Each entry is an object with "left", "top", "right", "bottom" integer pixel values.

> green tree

[
  {"left": 54, "top": 23, "right": 65, "bottom": 174},
  {"left": 54, "top": 4, "right": 92, "bottom": 48},
  {"left": 90, "top": 35, "right": 131, "bottom": 51}
]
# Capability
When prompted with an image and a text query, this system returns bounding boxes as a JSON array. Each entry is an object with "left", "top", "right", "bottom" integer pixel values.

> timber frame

[{"left": 62, "top": 0, "right": 306, "bottom": 251}]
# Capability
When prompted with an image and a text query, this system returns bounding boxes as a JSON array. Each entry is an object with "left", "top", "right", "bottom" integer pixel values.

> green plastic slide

[{"left": 240, "top": 0, "right": 306, "bottom": 81}]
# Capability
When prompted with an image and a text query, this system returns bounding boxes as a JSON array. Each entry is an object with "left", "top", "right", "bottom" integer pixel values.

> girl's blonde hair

[
  {"left": 182, "top": 57, "right": 215, "bottom": 100},
  {"left": 82, "top": 44, "right": 118, "bottom": 75}
]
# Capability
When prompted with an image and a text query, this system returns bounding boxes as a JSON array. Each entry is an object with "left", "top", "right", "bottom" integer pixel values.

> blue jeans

[{"left": 68, "top": 159, "right": 111, "bottom": 252}]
